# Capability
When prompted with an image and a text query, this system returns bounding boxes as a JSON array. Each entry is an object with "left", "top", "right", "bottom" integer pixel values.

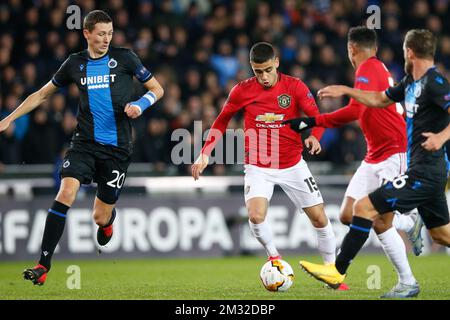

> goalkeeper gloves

[{"left": 283, "top": 117, "right": 316, "bottom": 133}]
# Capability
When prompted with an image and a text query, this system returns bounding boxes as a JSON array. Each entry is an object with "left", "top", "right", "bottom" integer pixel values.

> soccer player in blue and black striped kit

[
  {"left": 300, "top": 29, "right": 450, "bottom": 298},
  {"left": 0, "top": 10, "right": 164, "bottom": 285}
]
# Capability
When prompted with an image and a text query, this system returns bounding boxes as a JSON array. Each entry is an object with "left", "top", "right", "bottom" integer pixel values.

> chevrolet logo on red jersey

[{"left": 256, "top": 113, "right": 285, "bottom": 123}]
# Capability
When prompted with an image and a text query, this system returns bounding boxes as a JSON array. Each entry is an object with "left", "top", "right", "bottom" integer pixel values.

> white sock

[
  {"left": 248, "top": 219, "right": 279, "bottom": 257},
  {"left": 378, "top": 227, "right": 417, "bottom": 285},
  {"left": 393, "top": 212, "right": 415, "bottom": 233},
  {"left": 313, "top": 219, "right": 336, "bottom": 264}
]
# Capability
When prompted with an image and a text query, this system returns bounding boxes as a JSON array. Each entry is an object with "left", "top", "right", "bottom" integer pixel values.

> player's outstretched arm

[
  {"left": 191, "top": 84, "right": 242, "bottom": 181},
  {"left": 283, "top": 103, "right": 360, "bottom": 132},
  {"left": 125, "top": 77, "right": 164, "bottom": 119},
  {"left": 318, "top": 85, "right": 393, "bottom": 108},
  {"left": 0, "top": 81, "right": 58, "bottom": 132},
  {"left": 191, "top": 107, "right": 235, "bottom": 181},
  {"left": 191, "top": 153, "right": 209, "bottom": 180}
]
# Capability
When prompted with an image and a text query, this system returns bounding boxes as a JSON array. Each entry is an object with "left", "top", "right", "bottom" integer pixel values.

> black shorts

[
  {"left": 369, "top": 166, "right": 449, "bottom": 229},
  {"left": 60, "top": 141, "right": 132, "bottom": 205}
]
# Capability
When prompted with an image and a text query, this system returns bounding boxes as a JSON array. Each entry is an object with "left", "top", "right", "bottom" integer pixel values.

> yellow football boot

[{"left": 299, "top": 261, "right": 346, "bottom": 289}]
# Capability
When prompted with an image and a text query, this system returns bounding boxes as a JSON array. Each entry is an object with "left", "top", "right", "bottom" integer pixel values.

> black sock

[
  {"left": 102, "top": 208, "right": 116, "bottom": 227},
  {"left": 335, "top": 216, "right": 372, "bottom": 275},
  {"left": 39, "top": 201, "right": 70, "bottom": 271}
]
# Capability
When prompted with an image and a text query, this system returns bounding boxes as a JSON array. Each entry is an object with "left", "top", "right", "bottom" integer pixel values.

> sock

[
  {"left": 378, "top": 227, "right": 417, "bottom": 285},
  {"left": 393, "top": 212, "right": 415, "bottom": 233},
  {"left": 248, "top": 219, "right": 279, "bottom": 257},
  {"left": 39, "top": 201, "right": 70, "bottom": 271},
  {"left": 335, "top": 216, "right": 372, "bottom": 275},
  {"left": 313, "top": 219, "right": 336, "bottom": 264}
]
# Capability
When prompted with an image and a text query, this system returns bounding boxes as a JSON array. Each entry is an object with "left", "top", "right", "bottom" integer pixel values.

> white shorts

[
  {"left": 345, "top": 153, "right": 407, "bottom": 200},
  {"left": 244, "top": 158, "right": 323, "bottom": 209}
]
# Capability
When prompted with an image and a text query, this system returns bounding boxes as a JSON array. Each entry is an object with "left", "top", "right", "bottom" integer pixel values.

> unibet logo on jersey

[
  {"left": 405, "top": 83, "right": 421, "bottom": 118},
  {"left": 80, "top": 74, "right": 117, "bottom": 89}
]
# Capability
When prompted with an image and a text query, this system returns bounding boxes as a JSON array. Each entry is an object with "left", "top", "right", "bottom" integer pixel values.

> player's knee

[
  {"left": 339, "top": 211, "right": 352, "bottom": 226},
  {"left": 56, "top": 186, "right": 77, "bottom": 205},
  {"left": 431, "top": 234, "right": 444, "bottom": 246},
  {"left": 353, "top": 200, "right": 366, "bottom": 215},
  {"left": 248, "top": 214, "right": 265, "bottom": 224},
  {"left": 247, "top": 208, "right": 265, "bottom": 224},
  {"left": 373, "top": 217, "right": 389, "bottom": 234},
  {"left": 431, "top": 233, "right": 450, "bottom": 246},
  {"left": 353, "top": 198, "right": 374, "bottom": 219},
  {"left": 309, "top": 212, "right": 328, "bottom": 228}
]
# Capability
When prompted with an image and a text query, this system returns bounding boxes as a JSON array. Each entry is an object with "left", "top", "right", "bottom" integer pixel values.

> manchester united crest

[{"left": 277, "top": 94, "right": 291, "bottom": 108}]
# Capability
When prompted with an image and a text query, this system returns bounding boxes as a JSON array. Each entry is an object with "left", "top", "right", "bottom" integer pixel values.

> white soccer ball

[{"left": 260, "top": 259, "right": 294, "bottom": 292}]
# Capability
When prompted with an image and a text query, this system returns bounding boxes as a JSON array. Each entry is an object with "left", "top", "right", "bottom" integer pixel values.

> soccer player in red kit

[
  {"left": 284, "top": 27, "right": 423, "bottom": 298},
  {"left": 192, "top": 42, "right": 339, "bottom": 279}
]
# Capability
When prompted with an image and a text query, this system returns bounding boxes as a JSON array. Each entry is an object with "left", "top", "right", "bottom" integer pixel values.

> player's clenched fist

[
  {"left": 124, "top": 103, "right": 142, "bottom": 119},
  {"left": 192, "top": 153, "right": 209, "bottom": 180},
  {"left": 317, "top": 85, "right": 350, "bottom": 100}
]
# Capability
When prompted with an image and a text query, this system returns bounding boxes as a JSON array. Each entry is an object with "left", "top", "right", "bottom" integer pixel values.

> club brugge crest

[
  {"left": 277, "top": 94, "right": 291, "bottom": 108},
  {"left": 108, "top": 58, "right": 117, "bottom": 69}
]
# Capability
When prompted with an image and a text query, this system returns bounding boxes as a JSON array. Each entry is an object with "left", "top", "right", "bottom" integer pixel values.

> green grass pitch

[{"left": 1, "top": 254, "right": 449, "bottom": 300}]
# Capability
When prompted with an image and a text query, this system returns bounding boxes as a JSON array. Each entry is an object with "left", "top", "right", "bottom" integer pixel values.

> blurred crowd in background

[{"left": 1, "top": 0, "right": 450, "bottom": 176}]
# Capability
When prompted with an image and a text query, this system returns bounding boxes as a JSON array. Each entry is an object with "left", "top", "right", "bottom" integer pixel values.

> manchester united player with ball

[{"left": 192, "top": 42, "right": 344, "bottom": 289}]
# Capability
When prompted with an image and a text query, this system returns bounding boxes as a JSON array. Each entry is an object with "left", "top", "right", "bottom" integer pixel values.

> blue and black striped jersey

[
  {"left": 52, "top": 46, "right": 153, "bottom": 154},
  {"left": 385, "top": 67, "right": 450, "bottom": 170}
]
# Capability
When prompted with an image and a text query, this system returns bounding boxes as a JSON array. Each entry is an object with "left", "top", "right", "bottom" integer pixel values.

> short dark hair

[
  {"left": 348, "top": 26, "right": 377, "bottom": 49},
  {"left": 250, "top": 42, "right": 275, "bottom": 63},
  {"left": 83, "top": 10, "right": 112, "bottom": 32},
  {"left": 404, "top": 29, "right": 436, "bottom": 59}
]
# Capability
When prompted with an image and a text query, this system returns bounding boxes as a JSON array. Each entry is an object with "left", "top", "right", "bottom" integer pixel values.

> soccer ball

[{"left": 260, "top": 259, "right": 294, "bottom": 292}]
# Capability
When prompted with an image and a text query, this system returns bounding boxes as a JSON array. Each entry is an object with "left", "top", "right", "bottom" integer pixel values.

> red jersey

[
  {"left": 201, "top": 73, "right": 325, "bottom": 169},
  {"left": 316, "top": 57, "right": 407, "bottom": 163}
]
